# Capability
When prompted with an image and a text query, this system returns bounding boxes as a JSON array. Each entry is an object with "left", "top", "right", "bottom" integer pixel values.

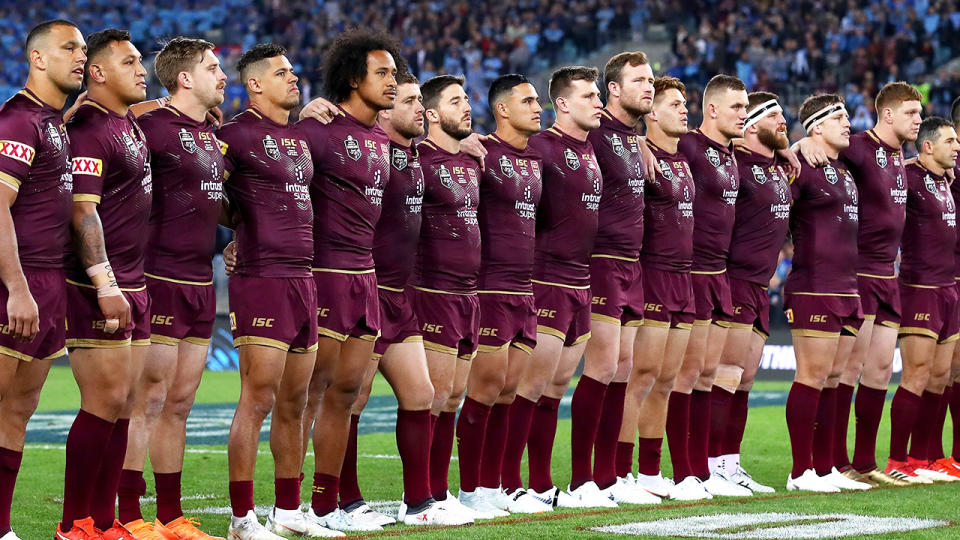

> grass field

[{"left": 13, "top": 367, "right": 960, "bottom": 539}]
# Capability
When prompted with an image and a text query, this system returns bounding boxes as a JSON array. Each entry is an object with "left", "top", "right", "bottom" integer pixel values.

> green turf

[{"left": 16, "top": 367, "right": 959, "bottom": 538}]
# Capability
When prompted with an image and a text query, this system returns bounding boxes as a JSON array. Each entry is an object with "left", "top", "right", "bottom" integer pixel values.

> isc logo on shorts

[
  {"left": 733, "top": 306, "right": 742, "bottom": 315},
  {"left": 914, "top": 313, "right": 931, "bottom": 321},
  {"left": 252, "top": 317, "right": 275, "bottom": 327},
  {"left": 422, "top": 323, "right": 444, "bottom": 333},
  {"left": 810, "top": 314, "right": 827, "bottom": 323},
  {"left": 318, "top": 308, "right": 331, "bottom": 318},
  {"left": 592, "top": 296, "right": 607, "bottom": 305},
  {"left": 151, "top": 314, "right": 174, "bottom": 326},
  {"left": 0, "top": 324, "right": 10, "bottom": 335},
  {"left": 643, "top": 303, "right": 663, "bottom": 313},
  {"left": 479, "top": 327, "right": 498, "bottom": 337},
  {"left": 785, "top": 309, "right": 794, "bottom": 323},
  {"left": 537, "top": 309, "right": 557, "bottom": 318}
]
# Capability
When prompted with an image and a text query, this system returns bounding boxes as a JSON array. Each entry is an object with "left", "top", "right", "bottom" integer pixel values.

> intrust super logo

[
  {"left": 0, "top": 140, "right": 35, "bottom": 165},
  {"left": 72, "top": 157, "right": 103, "bottom": 177}
]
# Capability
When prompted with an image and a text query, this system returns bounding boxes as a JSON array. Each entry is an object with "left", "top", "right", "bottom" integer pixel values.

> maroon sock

[
  {"left": 833, "top": 383, "right": 854, "bottom": 468},
  {"left": 527, "top": 396, "right": 561, "bottom": 493},
  {"left": 0, "top": 447, "right": 22, "bottom": 534},
  {"left": 338, "top": 414, "right": 362, "bottom": 508},
  {"left": 117, "top": 468, "right": 145, "bottom": 524},
  {"left": 786, "top": 382, "right": 820, "bottom": 478},
  {"left": 456, "top": 397, "right": 491, "bottom": 493},
  {"left": 569, "top": 376, "right": 608, "bottom": 490},
  {"left": 594, "top": 382, "right": 627, "bottom": 489},
  {"left": 723, "top": 390, "right": 750, "bottom": 455},
  {"left": 636, "top": 437, "right": 662, "bottom": 476},
  {"left": 479, "top": 403, "right": 510, "bottom": 489},
  {"left": 665, "top": 391, "right": 692, "bottom": 480},
  {"left": 154, "top": 472, "right": 183, "bottom": 525},
  {"left": 62, "top": 410, "right": 114, "bottom": 526},
  {"left": 429, "top": 411, "right": 456, "bottom": 500},
  {"left": 311, "top": 473, "right": 340, "bottom": 515},
  {"left": 952, "top": 385, "right": 960, "bottom": 461},
  {"left": 502, "top": 396, "right": 536, "bottom": 492},
  {"left": 812, "top": 387, "right": 837, "bottom": 476},
  {"left": 852, "top": 384, "right": 886, "bottom": 472},
  {"left": 708, "top": 387, "right": 734, "bottom": 458},
  {"left": 229, "top": 480, "right": 254, "bottom": 518},
  {"left": 929, "top": 386, "right": 950, "bottom": 461},
  {"left": 615, "top": 441, "right": 634, "bottom": 478},
  {"left": 396, "top": 409, "right": 432, "bottom": 507},
  {"left": 91, "top": 417, "right": 129, "bottom": 530},
  {"left": 909, "top": 391, "right": 940, "bottom": 461},
  {"left": 275, "top": 477, "right": 301, "bottom": 511},
  {"left": 889, "top": 387, "right": 922, "bottom": 462},
  {"left": 688, "top": 389, "right": 712, "bottom": 480}
]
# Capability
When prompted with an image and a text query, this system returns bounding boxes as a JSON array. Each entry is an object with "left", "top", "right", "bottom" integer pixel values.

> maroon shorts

[
  {"left": 857, "top": 274, "right": 901, "bottom": 327},
  {"left": 411, "top": 288, "right": 480, "bottom": 360},
  {"left": 692, "top": 270, "right": 733, "bottom": 325},
  {"left": 784, "top": 292, "right": 863, "bottom": 337},
  {"left": 718, "top": 277, "right": 771, "bottom": 339},
  {"left": 0, "top": 269, "right": 66, "bottom": 361},
  {"left": 146, "top": 275, "right": 216, "bottom": 346},
  {"left": 477, "top": 292, "right": 537, "bottom": 354},
  {"left": 229, "top": 275, "right": 318, "bottom": 353},
  {"left": 66, "top": 280, "right": 151, "bottom": 348},
  {"left": 373, "top": 286, "right": 421, "bottom": 357},
  {"left": 313, "top": 270, "right": 379, "bottom": 342},
  {"left": 641, "top": 267, "right": 694, "bottom": 329},
  {"left": 899, "top": 284, "right": 960, "bottom": 344},
  {"left": 533, "top": 281, "right": 591, "bottom": 347},
  {"left": 589, "top": 256, "right": 644, "bottom": 327}
]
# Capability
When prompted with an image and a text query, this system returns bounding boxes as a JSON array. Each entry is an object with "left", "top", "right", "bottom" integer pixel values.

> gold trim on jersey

[
  {"left": 73, "top": 194, "right": 101, "bottom": 204},
  {"left": 377, "top": 285, "right": 405, "bottom": 293},
  {"left": 80, "top": 101, "right": 109, "bottom": 114},
  {"left": 591, "top": 253, "right": 640, "bottom": 262},
  {"left": 477, "top": 289, "right": 533, "bottom": 296},
  {"left": 477, "top": 343, "right": 510, "bottom": 354},
  {"left": 691, "top": 269, "right": 727, "bottom": 275},
  {"left": 17, "top": 90, "right": 42, "bottom": 106},
  {"left": 0, "top": 171, "right": 22, "bottom": 191},
  {"left": 244, "top": 108, "right": 263, "bottom": 120},
  {"left": 223, "top": 170, "right": 231, "bottom": 181},
  {"left": 857, "top": 272, "right": 897, "bottom": 279},
  {"left": 591, "top": 313, "right": 622, "bottom": 326},
  {"left": 412, "top": 286, "right": 477, "bottom": 296},
  {"left": 536, "top": 325, "right": 567, "bottom": 341},
  {"left": 162, "top": 105, "right": 181, "bottom": 116},
  {"left": 423, "top": 340, "right": 458, "bottom": 356},
  {"left": 788, "top": 291, "right": 859, "bottom": 298},
  {"left": 570, "top": 332, "right": 592, "bottom": 346},
  {"left": 233, "top": 336, "right": 289, "bottom": 351},
  {"left": 418, "top": 139, "right": 438, "bottom": 151},
  {"left": 66, "top": 337, "right": 132, "bottom": 349},
  {"left": 511, "top": 342, "right": 533, "bottom": 355},
  {"left": 66, "top": 279, "right": 147, "bottom": 293},
  {"left": 898, "top": 326, "right": 939, "bottom": 340},
  {"left": 789, "top": 329, "right": 840, "bottom": 338},
  {"left": 901, "top": 282, "right": 941, "bottom": 289},
  {"left": 318, "top": 327, "right": 348, "bottom": 342},
  {"left": 145, "top": 273, "right": 214, "bottom": 286},
  {"left": 530, "top": 279, "right": 590, "bottom": 290},
  {"left": 312, "top": 267, "right": 376, "bottom": 275}
]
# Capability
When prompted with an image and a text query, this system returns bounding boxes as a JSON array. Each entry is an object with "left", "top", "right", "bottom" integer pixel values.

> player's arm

[
  {"left": 70, "top": 201, "right": 130, "bottom": 332},
  {"left": 790, "top": 136, "right": 829, "bottom": 167},
  {"left": 298, "top": 96, "right": 338, "bottom": 124},
  {"left": 775, "top": 147, "right": 802, "bottom": 178},
  {"left": 460, "top": 133, "right": 488, "bottom": 167},
  {"left": 638, "top": 135, "right": 658, "bottom": 179},
  {"left": 0, "top": 185, "right": 38, "bottom": 342}
]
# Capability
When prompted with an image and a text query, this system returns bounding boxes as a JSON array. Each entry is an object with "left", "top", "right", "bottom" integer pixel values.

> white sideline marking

[
  {"left": 191, "top": 501, "right": 403, "bottom": 517},
  {"left": 23, "top": 443, "right": 407, "bottom": 460},
  {"left": 592, "top": 512, "right": 947, "bottom": 538}
]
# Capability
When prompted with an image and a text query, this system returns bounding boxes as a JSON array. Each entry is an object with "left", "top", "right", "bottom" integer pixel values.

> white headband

[
  {"left": 743, "top": 99, "right": 782, "bottom": 133},
  {"left": 803, "top": 103, "right": 845, "bottom": 133}
]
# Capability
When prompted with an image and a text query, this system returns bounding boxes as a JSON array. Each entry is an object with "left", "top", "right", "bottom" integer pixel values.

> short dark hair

[
  {"left": 488, "top": 74, "right": 530, "bottom": 109},
  {"left": 798, "top": 93, "right": 844, "bottom": 125},
  {"left": 84, "top": 28, "right": 131, "bottom": 85},
  {"left": 237, "top": 43, "right": 286, "bottom": 90},
  {"left": 396, "top": 71, "right": 418, "bottom": 86},
  {"left": 322, "top": 29, "right": 406, "bottom": 103},
  {"left": 951, "top": 95, "right": 960, "bottom": 127},
  {"left": 548, "top": 66, "right": 599, "bottom": 103},
  {"left": 24, "top": 19, "right": 79, "bottom": 59},
  {"left": 154, "top": 37, "right": 215, "bottom": 93},
  {"left": 603, "top": 51, "right": 648, "bottom": 86},
  {"left": 703, "top": 74, "right": 747, "bottom": 105},
  {"left": 875, "top": 81, "right": 922, "bottom": 114},
  {"left": 917, "top": 116, "right": 954, "bottom": 149},
  {"left": 421, "top": 75, "right": 464, "bottom": 111}
]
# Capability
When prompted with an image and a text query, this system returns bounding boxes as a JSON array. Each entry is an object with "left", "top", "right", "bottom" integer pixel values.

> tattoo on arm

[{"left": 72, "top": 205, "right": 108, "bottom": 268}]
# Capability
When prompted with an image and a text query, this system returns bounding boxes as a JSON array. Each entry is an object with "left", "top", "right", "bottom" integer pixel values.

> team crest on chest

[
  {"left": 706, "top": 147, "right": 721, "bottom": 168},
  {"left": 121, "top": 131, "right": 138, "bottom": 155},
  {"left": 178, "top": 128, "right": 197, "bottom": 154},
  {"left": 391, "top": 147, "right": 408, "bottom": 170},
  {"left": 924, "top": 174, "right": 939, "bottom": 197},
  {"left": 499, "top": 154, "right": 515, "bottom": 176},
  {"left": 262, "top": 135, "right": 281, "bottom": 161},
  {"left": 46, "top": 122, "right": 63, "bottom": 151},
  {"left": 751, "top": 164, "right": 767, "bottom": 184},
  {"left": 564, "top": 148, "right": 580, "bottom": 170},
  {"left": 823, "top": 165, "right": 838, "bottom": 184},
  {"left": 659, "top": 160, "right": 674, "bottom": 180},
  {"left": 610, "top": 133, "right": 624, "bottom": 156},
  {"left": 876, "top": 147, "right": 887, "bottom": 168},
  {"left": 344, "top": 135, "right": 362, "bottom": 161},
  {"left": 438, "top": 164, "right": 453, "bottom": 188},
  {"left": 467, "top": 167, "right": 479, "bottom": 183}
]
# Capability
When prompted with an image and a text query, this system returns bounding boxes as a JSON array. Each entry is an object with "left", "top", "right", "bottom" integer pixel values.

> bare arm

[
  {"left": 0, "top": 186, "right": 38, "bottom": 341},
  {"left": 71, "top": 201, "right": 130, "bottom": 331}
]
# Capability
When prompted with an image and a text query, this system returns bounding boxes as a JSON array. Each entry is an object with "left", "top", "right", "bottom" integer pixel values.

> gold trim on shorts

[
  {"left": 423, "top": 340, "right": 458, "bottom": 355},
  {"left": 863, "top": 314, "right": 877, "bottom": 321},
  {"left": 478, "top": 289, "right": 533, "bottom": 296},
  {"left": 753, "top": 328, "right": 770, "bottom": 340},
  {"left": 459, "top": 351, "right": 478, "bottom": 361},
  {"left": 591, "top": 313, "right": 622, "bottom": 325},
  {"left": 692, "top": 319, "right": 713, "bottom": 327},
  {"left": 641, "top": 320, "right": 670, "bottom": 328},
  {"left": 878, "top": 320, "right": 900, "bottom": 329},
  {"left": 291, "top": 343, "right": 319, "bottom": 353},
  {"left": 511, "top": 342, "right": 533, "bottom": 355},
  {"left": 312, "top": 267, "right": 375, "bottom": 275},
  {"left": 377, "top": 285, "right": 404, "bottom": 292},
  {"left": 898, "top": 327, "right": 940, "bottom": 340},
  {"left": 675, "top": 322, "right": 693, "bottom": 330},
  {"left": 788, "top": 291, "right": 859, "bottom": 297},
  {"left": 0, "top": 344, "right": 65, "bottom": 362},
  {"left": 530, "top": 279, "right": 590, "bottom": 290},
  {"left": 842, "top": 325, "right": 859, "bottom": 336},
  {"left": 412, "top": 286, "right": 476, "bottom": 296},
  {"left": 570, "top": 332, "right": 592, "bottom": 346},
  {"left": 372, "top": 352, "right": 383, "bottom": 361},
  {"left": 183, "top": 337, "right": 211, "bottom": 346},
  {"left": 66, "top": 338, "right": 133, "bottom": 349},
  {"left": 720, "top": 321, "right": 755, "bottom": 330},
  {"left": 233, "top": 336, "right": 290, "bottom": 351},
  {"left": 857, "top": 272, "right": 897, "bottom": 279},
  {"left": 942, "top": 333, "right": 960, "bottom": 344},
  {"left": 691, "top": 268, "right": 726, "bottom": 275},
  {"left": 356, "top": 333, "right": 379, "bottom": 342},
  {"left": 536, "top": 325, "right": 567, "bottom": 341},
  {"left": 66, "top": 279, "right": 147, "bottom": 293},
  {"left": 591, "top": 253, "right": 639, "bottom": 262},
  {"left": 477, "top": 343, "right": 510, "bottom": 354},
  {"left": 144, "top": 272, "right": 214, "bottom": 286},
  {"left": 790, "top": 329, "right": 840, "bottom": 338},
  {"left": 150, "top": 334, "right": 181, "bottom": 346},
  {"left": 623, "top": 320, "right": 644, "bottom": 328},
  {"left": 901, "top": 282, "right": 941, "bottom": 289},
  {"left": 131, "top": 339, "right": 152, "bottom": 347},
  {"left": 318, "top": 327, "right": 349, "bottom": 342}
]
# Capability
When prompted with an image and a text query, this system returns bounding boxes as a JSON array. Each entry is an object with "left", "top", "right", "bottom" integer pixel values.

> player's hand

[
  {"left": 640, "top": 138, "right": 658, "bottom": 179},
  {"left": 6, "top": 286, "right": 39, "bottom": 342},
  {"left": 947, "top": 165, "right": 956, "bottom": 184},
  {"left": 460, "top": 133, "right": 487, "bottom": 168},
  {"left": 97, "top": 294, "right": 130, "bottom": 335},
  {"left": 206, "top": 106, "right": 224, "bottom": 128},
  {"left": 62, "top": 91, "right": 87, "bottom": 123},
  {"left": 223, "top": 241, "right": 238, "bottom": 275},
  {"left": 793, "top": 137, "right": 828, "bottom": 167},
  {"left": 775, "top": 147, "right": 802, "bottom": 178},
  {"left": 299, "top": 97, "right": 337, "bottom": 124}
]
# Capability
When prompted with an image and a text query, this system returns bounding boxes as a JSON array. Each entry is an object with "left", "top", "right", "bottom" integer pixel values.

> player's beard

[
  {"left": 758, "top": 125, "right": 789, "bottom": 150},
  {"left": 395, "top": 118, "right": 424, "bottom": 140},
  {"left": 621, "top": 94, "right": 652, "bottom": 118},
  {"left": 440, "top": 115, "right": 472, "bottom": 140}
]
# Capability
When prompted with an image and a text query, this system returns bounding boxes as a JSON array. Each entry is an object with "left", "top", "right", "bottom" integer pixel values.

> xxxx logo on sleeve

[
  {"left": 71, "top": 157, "right": 103, "bottom": 177},
  {"left": 0, "top": 140, "right": 36, "bottom": 165}
]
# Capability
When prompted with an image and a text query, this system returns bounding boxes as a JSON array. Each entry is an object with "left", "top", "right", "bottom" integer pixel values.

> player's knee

[
  {"left": 327, "top": 382, "right": 363, "bottom": 410},
  {"left": 1, "top": 391, "right": 41, "bottom": 428}
]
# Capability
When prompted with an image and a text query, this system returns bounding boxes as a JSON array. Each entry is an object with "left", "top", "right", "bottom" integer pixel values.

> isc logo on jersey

[{"left": 0, "top": 140, "right": 35, "bottom": 165}]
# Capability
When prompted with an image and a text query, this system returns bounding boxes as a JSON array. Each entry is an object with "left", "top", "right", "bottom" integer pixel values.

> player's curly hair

[{"left": 323, "top": 29, "right": 407, "bottom": 103}]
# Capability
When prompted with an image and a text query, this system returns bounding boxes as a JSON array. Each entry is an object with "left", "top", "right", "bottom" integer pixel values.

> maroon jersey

[
  {"left": 219, "top": 109, "right": 314, "bottom": 278},
  {"left": 529, "top": 127, "right": 602, "bottom": 288},
  {"left": 139, "top": 105, "right": 225, "bottom": 283},
  {"left": 300, "top": 108, "right": 390, "bottom": 270},
  {"left": 477, "top": 134, "right": 542, "bottom": 292},
  {"left": 0, "top": 89, "right": 72, "bottom": 269},
  {"left": 67, "top": 100, "right": 152, "bottom": 288},
  {"left": 588, "top": 110, "right": 645, "bottom": 259},
  {"left": 728, "top": 146, "right": 791, "bottom": 285},
  {"left": 954, "top": 163, "right": 960, "bottom": 279},
  {"left": 414, "top": 140, "right": 481, "bottom": 294},
  {"left": 678, "top": 130, "right": 739, "bottom": 272},
  {"left": 373, "top": 142, "right": 424, "bottom": 289},
  {"left": 640, "top": 140, "right": 695, "bottom": 272},
  {"left": 840, "top": 130, "right": 907, "bottom": 276},
  {"left": 900, "top": 162, "right": 956, "bottom": 286},
  {"left": 786, "top": 158, "right": 859, "bottom": 294}
]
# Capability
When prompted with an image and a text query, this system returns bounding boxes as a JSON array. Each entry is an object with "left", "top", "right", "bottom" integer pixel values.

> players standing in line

[
  {"left": 0, "top": 20, "right": 83, "bottom": 540},
  {"left": 886, "top": 117, "right": 960, "bottom": 483},
  {"left": 620, "top": 76, "right": 699, "bottom": 501},
  {"left": 111, "top": 37, "right": 227, "bottom": 540},
  {"left": 707, "top": 92, "right": 790, "bottom": 495},
  {"left": 218, "top": 44, "right": 339, "bottom": 540},
  {"left": 579, "top": 52, "right": 660, "bottom": 505},
  {"left": 59, "top": 28, "right": 153, "bottom": 540},
  {"left": 499, "top": 66, "right": 607, "bottom": 508},
  {"left": 946, "top": 98, "right": 960, "bottom": 472},
  {"left": 670, "top": 75, "right": 752, "bottom": 498},
  {"left": 782, "top": 94, "right": 868, "bottom": 493},
  {"left": 797, "top": 82, "right": 921, "bottom": 486},
  {"left": 412, "top": 75, "right": 485, "bottom": 516},
  {"left": 454, "top": 74, "right": 551, "bottom": 515},
  {"left": 296, "top": 30, "right": 401, "bottom": 533}
]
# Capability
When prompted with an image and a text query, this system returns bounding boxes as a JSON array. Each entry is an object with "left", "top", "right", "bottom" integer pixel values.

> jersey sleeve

[
  {"left": 217, "top": 123, "right": 245, "bottom": 181},
  {"left": 0, "top": 109, "right": 41, "bottom": 193},
  {"left": 67, "top": 121, "right": 111, "bottom": 204}
]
